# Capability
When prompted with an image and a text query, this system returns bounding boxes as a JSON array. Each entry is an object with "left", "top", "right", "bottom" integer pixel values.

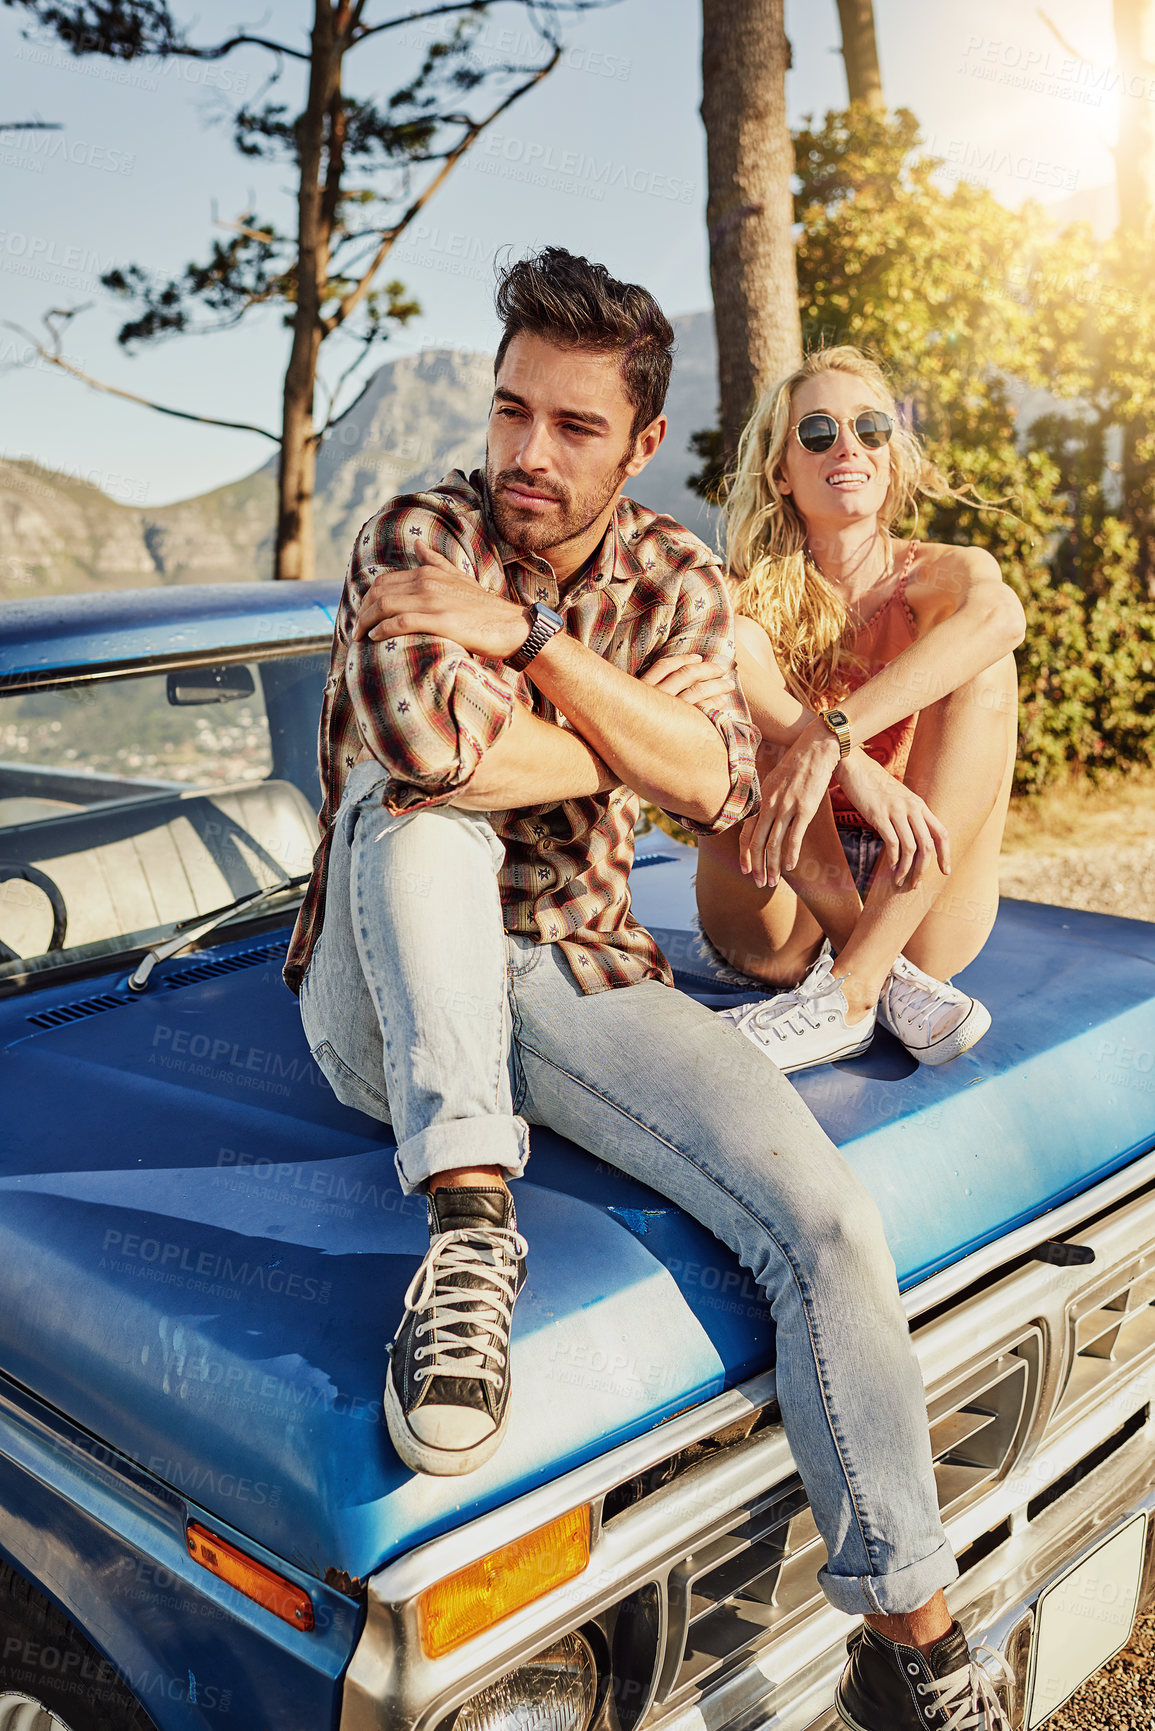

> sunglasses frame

[{"left": 790, "top": 410, "right": 895, "bottom": 454}]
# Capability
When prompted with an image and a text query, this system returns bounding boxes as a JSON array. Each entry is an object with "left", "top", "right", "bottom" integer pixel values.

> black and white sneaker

[
  {"left": 385, "top": 1187, "right": 527, "bottom": 1477},
  {"left": 836, "top": 1619, "right": 1012, "bottom": 1730}
]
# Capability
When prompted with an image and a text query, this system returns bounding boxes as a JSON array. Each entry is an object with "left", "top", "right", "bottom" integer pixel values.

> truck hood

[
  {"left": 0, "top": 944, "right": 771, "bottom": 1586},
  {"left": 2, "top": 847, "right": 1154, "bottom": 1584}
]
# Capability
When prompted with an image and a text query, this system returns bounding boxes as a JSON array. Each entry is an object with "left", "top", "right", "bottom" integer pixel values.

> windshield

[{"left": 0, "top": 651, "right": 327, "bottom": 987}]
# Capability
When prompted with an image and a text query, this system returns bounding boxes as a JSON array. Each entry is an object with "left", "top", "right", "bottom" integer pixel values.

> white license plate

[{"left": 1027, "top": 1512, "right": 1147, "bottom": 1726}]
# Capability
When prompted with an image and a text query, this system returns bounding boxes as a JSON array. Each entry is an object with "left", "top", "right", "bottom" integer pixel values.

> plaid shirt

[{"left": 284, "top": 470, "right": 759, "bottom": 996}]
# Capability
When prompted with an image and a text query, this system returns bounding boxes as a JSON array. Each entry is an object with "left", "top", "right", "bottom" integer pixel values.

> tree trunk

[
  {"left": 701, "top": 0, "right": 801, "bottom": 471},
  {"left": 275, "top": 0, "right": 348, "bottom": 581},
  {"left": 1114, "top": 0, "right": 1155, "bottom": 591},
  {"left": 835, "top": 0, "right": 883, "bottom": 108},
  {"left": 1114, "top": 0, "right": 1155, "bottom": 234}
]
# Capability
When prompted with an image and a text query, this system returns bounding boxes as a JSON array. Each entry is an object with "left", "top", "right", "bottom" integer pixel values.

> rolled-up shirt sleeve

[
  {"left": 639, "top": 560, "right": 761, "bottom": 837},
  {"left": 339, "top": 503, "right": 516, "bottom": 813}
]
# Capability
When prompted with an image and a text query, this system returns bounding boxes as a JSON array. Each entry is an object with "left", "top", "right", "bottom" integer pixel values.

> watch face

[{"left": 539, "top": 605, "right": 563, "bottom": 629}]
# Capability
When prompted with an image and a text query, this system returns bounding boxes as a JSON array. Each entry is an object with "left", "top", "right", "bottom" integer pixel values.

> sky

[{"left": 0, "top": 0, "right": 1124, "bottom": 507}]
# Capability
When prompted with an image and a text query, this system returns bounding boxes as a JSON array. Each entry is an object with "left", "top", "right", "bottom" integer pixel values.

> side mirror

[{"left": 166, "top": 665, "right": 255, "bottom": 706}]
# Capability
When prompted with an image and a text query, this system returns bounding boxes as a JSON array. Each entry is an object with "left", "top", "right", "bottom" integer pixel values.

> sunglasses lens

[
  {"left": 796, "top": 414, "right": 838, "bottom": 453},
  {"left": 853, "top": 411, "right": 894, "bottom": 449}
]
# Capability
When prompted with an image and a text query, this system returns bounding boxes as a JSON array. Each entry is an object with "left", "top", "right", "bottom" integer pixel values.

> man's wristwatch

[
  {"left": 817, "top": 707, "right": 853, "bottom": 759},
  {"left": 507, "top": 602, "right": 564, "bottom": 671}
]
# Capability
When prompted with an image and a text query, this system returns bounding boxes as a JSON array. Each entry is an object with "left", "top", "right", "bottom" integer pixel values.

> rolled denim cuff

[
  {"left": 818, "top": 1537, "right": 959, "bottom": 1616},
  {"left": 393, "top": 1113, "right": 530, "bottom": 1196}
]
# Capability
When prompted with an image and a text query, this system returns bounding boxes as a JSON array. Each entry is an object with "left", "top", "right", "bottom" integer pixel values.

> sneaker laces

[
  {"left": 917, "top": 1645, "right": 1014, "bottom": 1730},
  {"left": 886, "top": 963, "right": 963, "bottom": 1041},
  {"left": 402, "top": 1226, "right": 528, "bottom": 1389},
  {"left": 727, "top": 957, "right": 842, "bottom": 1043}
]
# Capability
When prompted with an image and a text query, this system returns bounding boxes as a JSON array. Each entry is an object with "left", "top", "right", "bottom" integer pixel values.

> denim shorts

[{"left": 836, "top": 825, "right": 884, "bottom": 895}]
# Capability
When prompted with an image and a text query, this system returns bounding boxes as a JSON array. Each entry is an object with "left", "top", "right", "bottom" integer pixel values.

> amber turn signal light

[
  {"left": 186, "top": 1521, "right": 315, "bottom": 1631},
  {"left": 419, "top": 1505, "right": 592, "bottom": 1658}
]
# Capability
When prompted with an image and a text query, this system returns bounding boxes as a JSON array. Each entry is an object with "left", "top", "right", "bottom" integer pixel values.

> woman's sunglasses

[{"left": 791, "top": 410, "right": 894, "bottom": 453}]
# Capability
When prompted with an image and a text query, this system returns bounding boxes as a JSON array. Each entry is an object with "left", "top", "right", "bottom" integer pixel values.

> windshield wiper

[{"left": 126, "top": 873, "right": 310, "bottom": 993}]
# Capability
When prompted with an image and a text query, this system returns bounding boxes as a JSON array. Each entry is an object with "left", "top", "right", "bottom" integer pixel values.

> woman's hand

[
  {"left": 738, "top": 723, "right": 841, "bottom": 889},
  {"left": 639, "top": 654, "right": 734, "bottom": 708},
  {"left": 834, "top": 750, "right": 951, "bottom": 886}
]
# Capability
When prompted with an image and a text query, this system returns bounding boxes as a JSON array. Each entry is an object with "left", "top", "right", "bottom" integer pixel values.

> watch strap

[{"left": 508, "top": 602, "right": 563, "bottom": 672}]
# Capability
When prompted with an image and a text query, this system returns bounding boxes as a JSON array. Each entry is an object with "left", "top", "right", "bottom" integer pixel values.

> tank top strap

[
  {"left": 843, "top": 543, "right": 919, "bottom": 665},
  {"left": 893, "top": 541, "right": 918, "bottom": 632}
]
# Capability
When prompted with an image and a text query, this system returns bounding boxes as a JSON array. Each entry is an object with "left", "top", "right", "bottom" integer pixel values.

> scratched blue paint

[{"left": 607, "top": 1207, "right": 671, "bottom": 1238}]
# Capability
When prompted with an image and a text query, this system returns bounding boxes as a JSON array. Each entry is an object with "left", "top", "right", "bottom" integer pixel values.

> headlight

[{"left": 454, "top": 1632, "right": 598, "bottom": 1731}]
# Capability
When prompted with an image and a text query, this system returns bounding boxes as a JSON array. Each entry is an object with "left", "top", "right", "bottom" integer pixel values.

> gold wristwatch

[{"left": 818, "top": 707, "right": 853, "bottom": 758}]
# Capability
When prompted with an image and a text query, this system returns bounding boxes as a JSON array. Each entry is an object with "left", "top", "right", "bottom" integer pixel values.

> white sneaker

[
  {"left": 877, "top": 953, "right": 991, "bottom": 1065},
  {"left": 718, "top": 953, "right": 875, "bottom": 1074}
]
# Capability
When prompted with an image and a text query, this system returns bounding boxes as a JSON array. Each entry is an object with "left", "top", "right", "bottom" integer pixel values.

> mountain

[{"left": 0, "top": 313, "right": 720, "bottom": 600}]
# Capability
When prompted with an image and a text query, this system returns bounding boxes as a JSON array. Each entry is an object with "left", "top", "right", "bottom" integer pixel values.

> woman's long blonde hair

[{"left": 724, "top": 346, "right": 952, "bottom": 710}]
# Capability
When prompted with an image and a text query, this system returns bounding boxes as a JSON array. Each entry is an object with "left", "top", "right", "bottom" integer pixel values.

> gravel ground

[
  {"left": 997, "top": 837, "right": 1155, "bottom": 1726},
  {"left": 998, "top": 836, "right": 1155, "bottom": 925}
]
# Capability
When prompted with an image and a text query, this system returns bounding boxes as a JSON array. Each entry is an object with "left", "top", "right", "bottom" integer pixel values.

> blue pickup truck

[{"left": 2, "top": 581, "right": 1155, "bottom": 1731}]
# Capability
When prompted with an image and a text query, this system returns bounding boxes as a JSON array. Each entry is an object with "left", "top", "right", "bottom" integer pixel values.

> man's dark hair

[{"left": 494, "top": 247, "right": 675, "bottom": 439}]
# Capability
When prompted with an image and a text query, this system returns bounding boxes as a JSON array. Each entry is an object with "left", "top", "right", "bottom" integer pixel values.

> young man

[{"left": 285, "top": 248, "right": 1010, "bottom": 1731}]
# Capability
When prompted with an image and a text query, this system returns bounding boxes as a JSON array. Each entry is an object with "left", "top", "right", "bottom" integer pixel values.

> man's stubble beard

[{"left": 486, "top": 448, "right": 634, "bottom": 557}]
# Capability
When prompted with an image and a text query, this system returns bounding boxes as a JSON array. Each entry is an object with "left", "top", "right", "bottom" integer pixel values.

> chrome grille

[
  {"left": 649, "top": 1334, "right": 1038, "bottom": 1713},
  {"left": 927, "top": 1335, "right": 1040, "bottom": 1515},
  {"left": 1058, "top": 1256, "right": 1155, "bottom": 1424},
  {"left": 656, "top": 1482, "right": 817, "bottom": 1704}
]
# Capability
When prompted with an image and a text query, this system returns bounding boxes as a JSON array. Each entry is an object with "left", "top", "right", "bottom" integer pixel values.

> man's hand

[
  {"left": 640, "top": 654, "right": 735, "bottom": 709},
  {"left": 353, "top": 540, "right": 532, "bottom": 662}
]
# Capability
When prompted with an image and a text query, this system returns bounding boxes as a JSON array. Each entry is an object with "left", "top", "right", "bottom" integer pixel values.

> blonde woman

[{"left": 653, "top": 347, "right": 1025, "bottom": 1072}]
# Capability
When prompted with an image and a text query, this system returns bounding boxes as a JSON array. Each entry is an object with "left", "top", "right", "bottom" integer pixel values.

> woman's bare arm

[
  {"left": 725, "top": 615, "right": 949, "bottom": 886},
  {"left": 731, "top": 615, "right": 812, "bottom": 740},
  {"left": 836, "top": 545, "right": 1025, "bottom": 744}
]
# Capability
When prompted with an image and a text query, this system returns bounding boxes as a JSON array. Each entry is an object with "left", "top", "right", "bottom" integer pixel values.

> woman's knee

[{"left": 949, "top": 652, "right": 1017, "bottom": 726}]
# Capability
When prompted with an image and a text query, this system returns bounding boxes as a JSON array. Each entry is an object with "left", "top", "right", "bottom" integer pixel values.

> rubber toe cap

[{"left": 407, "top": 1404, "right": 497, "bottom": 1450}]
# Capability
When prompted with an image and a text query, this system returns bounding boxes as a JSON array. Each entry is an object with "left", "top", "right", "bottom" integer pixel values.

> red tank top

[{"left": 825, "top": 552, "right": 919, "bottom": 830}]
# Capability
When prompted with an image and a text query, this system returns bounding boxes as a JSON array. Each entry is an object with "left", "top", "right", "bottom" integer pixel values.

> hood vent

[
  {"left": 27, "top": 991, "right": 132, "bottom": 1030},
  {"left": 24, "top": 937, "right": 290, "bottom": 1025},
  {"left": 162, "top": 939, "right": 289, "bottom": 992}
]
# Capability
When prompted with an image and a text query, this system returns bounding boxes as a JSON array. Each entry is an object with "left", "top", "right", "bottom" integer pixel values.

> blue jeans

[{"left": 299, "top": 762, "right": 956, "bottom": 1616}]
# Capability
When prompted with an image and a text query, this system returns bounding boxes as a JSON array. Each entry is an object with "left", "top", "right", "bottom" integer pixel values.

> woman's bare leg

[
  {"left": 698, "top": 750, "right": 864, "bottom": 986},
  {"left": 832, "top": 654, "right": 1018, "bottom": 1020},
  {"left": 697, "top": 827, "right": 827, "bottom": 986},
  {"left": 902, "top": 738, "right": 1013, "bottom": 980}
]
